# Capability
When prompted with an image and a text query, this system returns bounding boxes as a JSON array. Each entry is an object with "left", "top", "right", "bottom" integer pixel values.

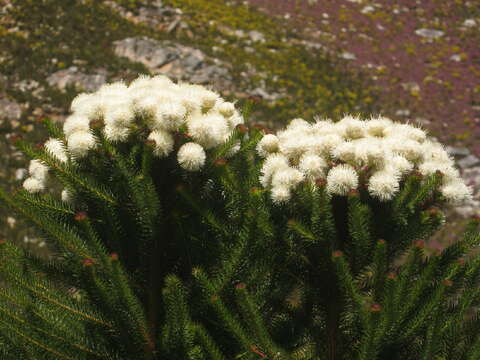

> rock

[
  {"left": 114, "top": 38, "right": 181, "bottom": 70},
  {"left": 414, "top": 28, "right": 444, "bottom": 40},
  {"left": 341, "top": 52, "right": 356, "bottom": 60},
  {"left": 189, "top": 65, "right": 229, "bottom": 84},
  {"left": 361, "top": 6, "right": 375, "bottom": 14},
  {"left": 113, "top": 37, "right": 232, "bottom": 90},
  {"left": 458, "top": 155, "right": 480, "bottom": 169},
  {"left": 446, "top": 146, "right": 470, "bottom": 157},
  {"left": 248, "top": 30, "right": 266, "bottom": 43},
  {"left": 462, "top": 166, "right": 480, "bottom": 191},
  {"left": 455, "top": 200, "right": 480, "bottom": 218},
  {"left": 0, "top": 96, "right": 22, "bottom": 121},
  {"left": 179, "top": 47, "right": 206, "bottom": 71},
  {"left": 450, "top": 54, "right": 462, "bottom": 62},
  {"left": 395, "top": 109, "right": 410, "bottom": 116},
  {"left": 46, "top": 67, "right": 106, "bottom": 92},
  {"left": 463, "top": 19, "right": 477, "bottom": 28},
  {"left": 249, "top": 87, "right": 282, "bottom": 102}
]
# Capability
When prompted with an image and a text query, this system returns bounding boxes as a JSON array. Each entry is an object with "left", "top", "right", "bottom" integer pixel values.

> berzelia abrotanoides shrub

[{"left": 0, "top": 75, "right": 478, "bottom": 360}]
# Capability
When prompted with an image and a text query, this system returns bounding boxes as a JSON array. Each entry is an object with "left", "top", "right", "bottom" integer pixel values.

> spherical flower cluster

[
  {"left": 258, "top": 115, "right": 472, "bottom": 204},
  {"left": 63, "top": 75, "right": 243, "bottom": 170},
  {"left": 23, "top": 159, "right": 49, "bottom": 193}
]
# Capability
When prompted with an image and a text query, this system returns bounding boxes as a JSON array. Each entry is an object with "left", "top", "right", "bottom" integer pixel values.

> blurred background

[{"left": 1, "top": 0, "right": 479, "bottom": 253}]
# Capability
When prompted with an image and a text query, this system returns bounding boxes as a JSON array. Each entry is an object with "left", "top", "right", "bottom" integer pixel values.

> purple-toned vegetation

[{"left": 247, "top": 0, "right": 480, "bottom": 154}]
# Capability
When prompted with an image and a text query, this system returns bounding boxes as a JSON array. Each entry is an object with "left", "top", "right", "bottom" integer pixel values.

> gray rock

[
  {"left": 250, "top": 87, "right": 282, "bottom": 102},
  {"left": 0, "top": 97, "right": 22, "bottom": 120},
  {"left": 114, "top": 38, "right": 181, "bottom": 70},
  {"left": 458, "top": 154, "right": 480, "bottom": 169},
  {"left": 455, "top": 200, "right": 480, "bottom": 218},
  {"left": 415, "top": 28, "right": 444, "bottom": 40},
  {"left": 341, "top": 52, "right": 356, "bottom": 60},
  {"left": 462, "top": 166, "right": 480, "bottom": 191},
  {"left": 179, "top": 48, "right": 206, "bottom": 71},
  {"left": 113, "top": 37, "right": 232, "bottom": 90},
  {"left": 446, "top": 146, "right": 470, "bottom": 157},
  {"left": 248, "top": 30, "right": 265, "bottom": 43},
  {"left": 46, "top": 67, "right": 106, "bottom": 92},
  {"left": 189, "top": 65, "right": 229, "bottom": 84}
]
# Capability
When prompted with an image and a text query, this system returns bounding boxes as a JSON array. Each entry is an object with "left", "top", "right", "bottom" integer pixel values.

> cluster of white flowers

[
  {"left": 22, "top": 138, "right": 70, "bottom": 194},
  {"left": 22, "top": 159, "right": 49, "bottom": 193},
  {"left": 257, "top": 116, "right": 472, "bottom": 204},
  {"left": 63, "top": 75, "right": 243, "bottom": 171},
  {"left": 23, "top": 76, "right": 243, "bottom": 194}
]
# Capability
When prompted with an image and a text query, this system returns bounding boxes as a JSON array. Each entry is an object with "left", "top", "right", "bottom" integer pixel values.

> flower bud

[
  {"left": 74, "top": 211, "right": 88, "bottom": 222},
  {"left": 414, "top": 240, "right": 425, "bottom": 249},
  {"left": 83, "top": 258, "right": 94, "bottom": 267},
  {"left": 214, "top": 158, "right": 227, "bottom": 167},
  {"left": 235, "top": 283, "right": 246, "bottom": 290},
  {"left": 332, "top": 250, "right": 344, "bottom": 258},
  {"left": 236, "top": 124, "right": 248, "bottom": 134}
]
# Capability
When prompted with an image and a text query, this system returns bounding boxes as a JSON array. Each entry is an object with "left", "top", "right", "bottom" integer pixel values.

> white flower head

[
  {"left": 177, "top": 83, "right": 207, "bottom": 113},
  {"left": 153, "top": 102, "right": 187, "bottom": 131},
  {"left": 97, "top": 82, "right": 129, "bottom": 100},
  {"left": 104, "top": 125, "right": 131, "bottom": 142},
  {"left": 29, "top": 159, "right": 49, "bottom": 181},
  {"left": 287, "top": 118, "right": 311, "bottom": 131},
  {"left": 271, "top": 185, "right": 291, "bottom": 204},
  {"left": 393, "top": 123, "right": 426, "bottom": 143},
  {"left": 421, "top": 141, "right": 453, "bottom": 165},
  {"left": 177, "top": 142, "right": 206, "bottom": 171},
  {"left": 67, "top": 131, "right": 96, "bottom": 157},
  {"left": 23, "top": 177, "right": 45, "bottom": 193},
  {"left": 187, "top": 113, "right": 229, "bottom": 149},
  {"left": 441, "top": 180, "right": 472, "bottom": 203},
  {"left": 311, "top": 120, "right": 337, "bottom": 136},
  {"left": 317, "top": 134, "right": 343, "bottom": 155},
  {"left": 326, "top": 164, "right": 359, "bottom": 196},
  {"left": 338, "top": 115, "right": 365, "bottom": 139},
  {"left": 299, "top": 153, "right": 327, "bottom": 180},
  {"left": 390, "top": 155, "right": 414, "bottom": 175},
  {"left": 128, "top": 75, "right": 153, "bottom": 91},
  {"left": 147, "top": 130, "right": 174, "bottom": 158},
  {"left": 63, "top": 114, "right": 90, "bottom": 138},
  {"left": 354, "top": 138, "right": 386, "bottom": 167},
  {"left": 104, "top": 104, "right": 135, "bottom": 127},
  {"left": 332, "top": 142, "right": 356, "bottom": 162},
  {"left": 61, "top": 188, "right": 73, "bottom": 203},
  {"left": 217, "top": 101, "right": 236, "bottom": 118},
  {"left": 70, "top": 93, "right": 94, "bottom": 114},
  {"left": 368, "top": 170, "right": 400, "bottom": 201},
  {"left": 418, "top": 161, "right": 459, "bottom": 182},
  {"left": 149, "top": 75, "right": 174, "bottom": 90},
  {"left": 366, "top": 116, "right": 392, "bottom": 137},
  {"left": 226, "top": 112, "right": 244, "bottom": 129},
  {"left": 271, "top": 167, "right": 304, "bottom": 188},
  {"left": 387, "top": 138, "right": 422, "bottom": 162},
  {"left": 257, "top": 134, "right": 280, "bottom": 158},
  {"left": 44, "top": 138, "right": 68, "bottom": 163},
  {"left": 199, "top": 89, "right": 220, "bottom": 112},
  {"left": 260, "top": 153, "right": 290, "bottom": 187}
]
